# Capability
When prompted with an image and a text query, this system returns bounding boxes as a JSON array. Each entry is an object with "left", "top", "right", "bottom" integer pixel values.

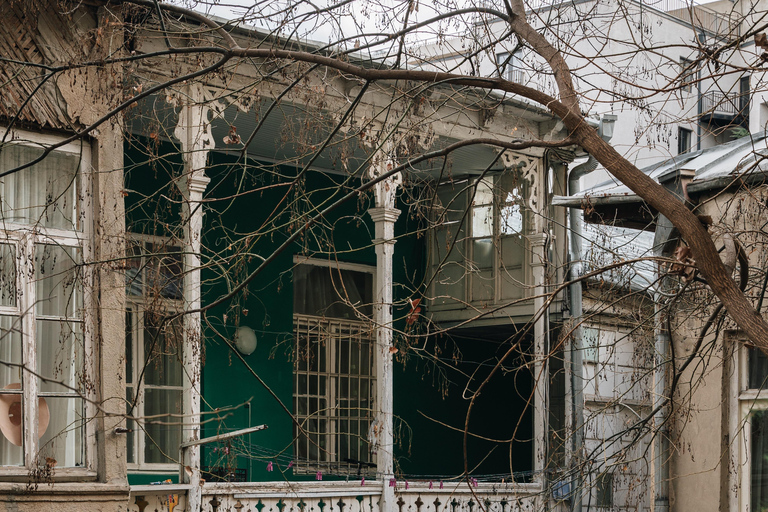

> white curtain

[
  {"left": 35, "top": 244, "right": 83, "bottom": 467},
  {"left": 0, "top": 144, "right": 78, "bottom": 230}
]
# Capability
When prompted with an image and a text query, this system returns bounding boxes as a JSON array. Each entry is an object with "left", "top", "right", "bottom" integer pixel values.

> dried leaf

[
  {"left": 406, "top": 298, "right": 422, "bottom": 326},
  {"left": 671, "top": 246, "right": 696, "bottom": 281},
  {"left": 223, "top": 125, "right": 241, "bottom": 145},
  {"left": 757, "top": 32, "right": 768, "bottom": 50}
]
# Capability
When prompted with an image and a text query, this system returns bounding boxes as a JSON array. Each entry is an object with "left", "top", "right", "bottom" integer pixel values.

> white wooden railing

[
  {"left": 189, "top": 480, "right": 542, "bottom": 512},
  {"left": 128, "top": 480, "right": 543, "bottom": 512}
]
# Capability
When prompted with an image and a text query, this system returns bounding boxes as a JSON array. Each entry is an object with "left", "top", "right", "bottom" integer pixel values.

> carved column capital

[
  {"left": 367, "top": 155, "right": 402, "bottom": 210},
  {"left": 529, "top": 232, "right": 548, "bottom": 248}
]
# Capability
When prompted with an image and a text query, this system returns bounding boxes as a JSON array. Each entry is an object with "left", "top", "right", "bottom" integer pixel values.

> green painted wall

[{"left": 198, "top": 151, "right": 377, "bottom": 482}]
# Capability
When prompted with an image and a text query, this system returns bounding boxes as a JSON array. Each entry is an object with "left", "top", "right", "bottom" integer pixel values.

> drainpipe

[
  {"left": 696, "top": 31, "right": 705, "bottom": 151},
  {"left": 567, "top": 114, "right": 616, "bottom": 512},
  {"left": 567, "top": 154, "right": 597, "bottom": 512},
  {"left": 653, "top": 288, "right": 670, "bottom": 512},
  {"left": 651, "top": 169, "right": 689, "bottom": 512}
]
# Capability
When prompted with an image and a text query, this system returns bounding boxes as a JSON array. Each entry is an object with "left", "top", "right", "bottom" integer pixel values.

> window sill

[
  {"left": 127, "top": 464, "right": 179, "bottom": 473},
  {"left": 0, "top": 467, "right": 98, "bottom": 483},
  {"left": 584, "top": 394, "right": 651, "bottom": 408},
  {"left": 130, "top": 483, "right": 191, "bottom": 494},
  {"left": 0, "top": 479, "right": 129, "bottom": 495},
  {"left": 739, "top": 390, "right": 768, "bottom": 401}
]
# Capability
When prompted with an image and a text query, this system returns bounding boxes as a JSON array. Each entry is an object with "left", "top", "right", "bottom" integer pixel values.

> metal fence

[{"left": 700, "top": 91, "right": 745, "bottom": 117}]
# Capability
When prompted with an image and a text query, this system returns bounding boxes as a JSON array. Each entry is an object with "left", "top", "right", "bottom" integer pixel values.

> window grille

[{"left": 293, "top": 314, "right": 376, "bottom": 475}]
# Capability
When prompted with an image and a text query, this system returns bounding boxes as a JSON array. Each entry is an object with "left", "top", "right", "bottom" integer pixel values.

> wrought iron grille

[{"left": 293, "top": 315, "right": 376, "bottom": 475}]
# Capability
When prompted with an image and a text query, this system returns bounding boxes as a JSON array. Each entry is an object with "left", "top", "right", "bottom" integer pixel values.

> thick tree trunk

[{"left": 574, "top": 126, "right": 768, "bottom": 348}]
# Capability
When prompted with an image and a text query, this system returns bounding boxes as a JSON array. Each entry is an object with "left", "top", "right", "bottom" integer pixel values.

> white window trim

[
  {"left": 468, "top": 173, "right": 530, "bottom": 304},
  {"left": 0, "top": 127, "right": 96, "bottom": 476},
  {"left": 735, "top": 336, "right": 768, "bottom": 512},
  {"left": 125, "top": 234, "right": 184, "bottom": 473},
  {"left": 497, "top": 50, "right": 525, "bottom": 83}
]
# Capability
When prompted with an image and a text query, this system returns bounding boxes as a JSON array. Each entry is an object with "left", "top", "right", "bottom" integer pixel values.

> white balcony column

[
  {"left": 174, "top": 84, "right": 213, "bottom": 512},
  {"left": 529, "top": 231, "right": 548, "bottom": 486},
  {"left": 367, "top": 157, "right": 402, "bottom": 512}
]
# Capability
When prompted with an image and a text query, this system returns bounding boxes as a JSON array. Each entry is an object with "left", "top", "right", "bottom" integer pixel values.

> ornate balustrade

[{"left": 188, "top": 480, "right": 542, "bottom": 512}]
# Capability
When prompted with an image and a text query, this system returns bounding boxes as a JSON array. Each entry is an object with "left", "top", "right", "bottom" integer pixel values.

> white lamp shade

[{"left": 234, "top": 326, "right": 258, "bottom": 355}]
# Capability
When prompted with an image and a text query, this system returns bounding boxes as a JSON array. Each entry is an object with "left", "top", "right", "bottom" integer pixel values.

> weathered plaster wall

[{"left": 669, "top": 185, "right": 768, "bottom": 512}]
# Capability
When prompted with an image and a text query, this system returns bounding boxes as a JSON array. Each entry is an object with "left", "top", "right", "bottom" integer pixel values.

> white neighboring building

[{"left": 411, "top": 0, "right": 755, "bottom": 190}]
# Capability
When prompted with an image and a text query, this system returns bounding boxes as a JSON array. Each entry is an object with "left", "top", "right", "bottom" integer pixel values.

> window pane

[
  {"left": 498, "top": 173, "right": 526, "bottom": 235},
  {"left": 595, "top": 472, "right": 613, "bottom": 508},
  {"left": 750, "top": 348, "right": 768, "bottom": 390},
  {"left": 146, "top": 244, "right": 182, "bottom": 300},
  {"left": 0, "top": 244, "right": 16, "bottom": 307},
  {"left": 472, "top": 205, "right": 493, "bottom": 238},
  {"left": 472, "top": 238, "right": 494, "bottom": 269},
  {"left": 583, "top": 327, "right": 600, "bottom": 364},
  {"left": 39, "top": 396, "right": 84, "bottom": 467},
  {"left": 144, "top": 388, "right": 182, "bottom": 464},
  {"left": 0, "top": 316, "right": 23, "bottom": 388},
  {"left": 35, "top": 244, "right": 82, "bottom": 318},
  {"left": 500, "top": 203, "right": 523, "bottom": 235},
  {"left": 753, "top": 410, "right": 768, "bottom": 511},
  {"left": 0, "top": 391, "right": 23, "bottom": 465},
  {"left": 0, "top": 144, "right": 79, "bottom": 230},
  {"left": 474, "top": 177, "right": 494, "bottom": 205},
  {"left": 126, "top": 387, "right": 135, "bottom": 464},
  {"left": 293, "top": 266, "right": 373, "bottom": 319},
  {"left": 36, "top": 320, "right": 84, "bottom": 393},
  {"left": 144, "top": 314, "right": 183, "bottom": 387}
]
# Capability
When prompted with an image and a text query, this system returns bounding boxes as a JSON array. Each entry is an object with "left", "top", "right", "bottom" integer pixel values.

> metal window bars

[{"left": 293, "top": 314, "right": 376, "bottom": 476}]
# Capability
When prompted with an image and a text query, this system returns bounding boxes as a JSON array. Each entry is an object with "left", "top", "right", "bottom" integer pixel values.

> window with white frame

[
  {"left": 497, "top": 50, "right": 525, "bottom": 83},
  {"left": 125, "top": 237, "right": 184, "bottom": 468},
  {"left": 0, "top": 132, "right": 89, "bottom": 469},
  {"left": 680, "top": 57, "right": 695, "bottom": 93},
  {"left": 740, "top": 345, "right": 768, "bottom": 511},
  {"left": 292, "top": 262, "right": 375, "bottom": 475},
  {"left": 429, "top": 169, "right": 529, "bottom": 311},
  {"left": 678, "top": 127, "right": 693, "bottom": 155},
  {"left": 469, "top": 172, "right": 528, "bottom": 302}
]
